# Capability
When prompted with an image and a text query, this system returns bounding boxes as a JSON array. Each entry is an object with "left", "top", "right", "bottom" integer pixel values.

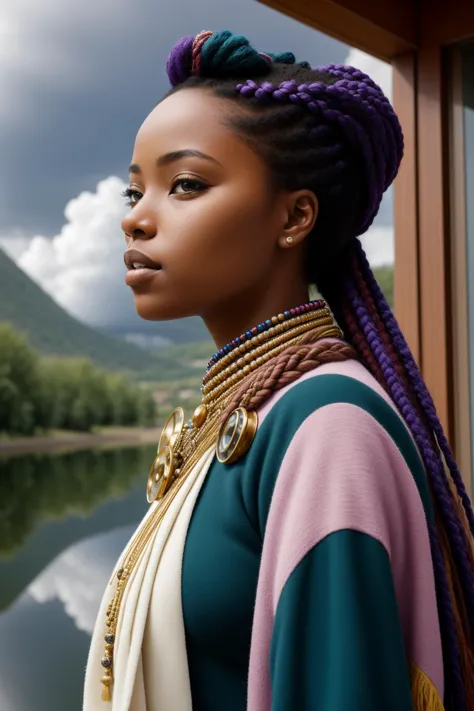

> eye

[
  {"left": 121, "top": 187, "right": 142, "bottom": 207},
  {"left": 170, "top": 176, "right": 208, "bottom": 196}
]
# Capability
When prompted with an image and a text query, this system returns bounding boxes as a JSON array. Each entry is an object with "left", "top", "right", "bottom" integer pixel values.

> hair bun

[{"left": 166, "top": 29, "right": 307, "bottom": 87}]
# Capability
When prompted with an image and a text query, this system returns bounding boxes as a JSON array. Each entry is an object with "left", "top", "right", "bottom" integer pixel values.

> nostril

[{"left": 132, "top": 228, "right": 147, "bottom": 240}]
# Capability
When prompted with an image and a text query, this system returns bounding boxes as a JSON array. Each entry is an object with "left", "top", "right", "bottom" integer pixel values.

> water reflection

[{"left": 0, "top": 444, "right": 154, "bottom": 711}]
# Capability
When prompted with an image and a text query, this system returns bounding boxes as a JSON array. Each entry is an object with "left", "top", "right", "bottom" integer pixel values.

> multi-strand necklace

[{"left": 99, "top": 299, "right": 341, "bottom": 702}]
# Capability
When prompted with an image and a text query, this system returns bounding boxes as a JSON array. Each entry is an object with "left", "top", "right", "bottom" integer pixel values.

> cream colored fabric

[{"left": 83, "top": 447, "right": 215, "bottom": 711}]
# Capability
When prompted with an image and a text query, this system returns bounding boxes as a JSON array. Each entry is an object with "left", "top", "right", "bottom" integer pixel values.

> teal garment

[
  {"left": 181, "top": 374, "right": 430, "bottom": 710},
  {"left": 271, "top": 531, "right": 414, "bottom": 711}
]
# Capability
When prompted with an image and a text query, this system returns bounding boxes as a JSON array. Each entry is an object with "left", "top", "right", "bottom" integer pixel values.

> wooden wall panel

[
  {"left": 392, "top": 53, "right": 420, "bottom": 363},
  {"left": 420, "top": 0, "right": 474, "bottom": 47},
  {"left": 258, "top": 0, "right": 416, "bottom": 59},
  {"left": 448, "top": 47, "right": 472, "bottom": 492},
  {"left": 416, "top": 46, "right": 452, "bottom": 438}
]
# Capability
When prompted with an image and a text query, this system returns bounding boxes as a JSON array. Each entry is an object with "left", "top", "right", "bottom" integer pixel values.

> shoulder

[
  {"left": 245, "top": 359, "right": 431, "bottom": 537},
  {"left": 258, "top": 358, "right": 400, "bottom": 429}
]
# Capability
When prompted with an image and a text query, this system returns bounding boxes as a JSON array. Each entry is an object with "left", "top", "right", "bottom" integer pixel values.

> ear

[{"left": 277, "top": 190, "right": 318, "bottom": 249}]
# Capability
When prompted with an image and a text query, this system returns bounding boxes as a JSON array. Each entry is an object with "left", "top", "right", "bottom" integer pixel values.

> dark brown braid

[{"left": 223, "top": 336, "right": 356, "bottom": 422}]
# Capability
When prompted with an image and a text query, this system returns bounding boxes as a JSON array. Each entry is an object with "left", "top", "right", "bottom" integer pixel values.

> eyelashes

[
  {"left": 121, "top": 187, "right": 142, "bottom": 207},
  {"left": 121, "top": 176, "right": 208, "bottom": 207},
  {"left": 170, "top": 177, "right": 208, "bottom": 195}
]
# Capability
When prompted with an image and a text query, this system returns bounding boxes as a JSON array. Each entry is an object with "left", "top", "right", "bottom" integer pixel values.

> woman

[{"left": 84, "top": 30, "right": 474, "bottom": 711}]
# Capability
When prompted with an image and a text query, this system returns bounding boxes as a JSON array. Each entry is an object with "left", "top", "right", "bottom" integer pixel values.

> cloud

[
  {"left": 0, "top": 0, "right": 349, "bottom": 236},
  {"left": 343, "top": 47, "right": 392, "bottom": 101},
  {"left": 29, "top": 525, "right": 134, "bottom": 635},
  {"left": 360, "top": 224, "right": 394, "bottom": 267},
  {"left": 0, "top": 0, "right": 131, "bottom": 129},
  {"left": 1, "top": 176, "right": 137, "bottom": 329},
  {"left": 0, "top": 0, "right": 347, "bottom": 136}
]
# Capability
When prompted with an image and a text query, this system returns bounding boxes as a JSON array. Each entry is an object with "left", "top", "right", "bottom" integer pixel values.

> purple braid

[
  {"left": 164, "top": 30, "right": 474, "bottom": 707},
  {"left": 340, "top": 277, "right": 474, "bottom": 711},
  {"left": 344, "top": 270, "right": 474, "bottom": 630},
  {"left": 353, "top": 239, "right": 474, "bottom": 536}
]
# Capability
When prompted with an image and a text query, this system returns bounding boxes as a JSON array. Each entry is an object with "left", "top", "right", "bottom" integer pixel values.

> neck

[{"left": 202, "top": 284, "right": 311, "bottom": 351}]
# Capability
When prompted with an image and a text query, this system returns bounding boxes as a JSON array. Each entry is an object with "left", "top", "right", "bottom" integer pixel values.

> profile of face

[{"left": 121, "top": 89, "right": 317, "bottom": 343}]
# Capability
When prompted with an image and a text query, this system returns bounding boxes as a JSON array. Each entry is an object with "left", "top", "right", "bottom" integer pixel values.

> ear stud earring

[{"left": 285, "top": 235, "right": 294, "bottom": 245}]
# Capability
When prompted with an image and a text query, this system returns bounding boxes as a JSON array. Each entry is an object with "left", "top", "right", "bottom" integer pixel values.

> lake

[{"left": 0, "top": 443, "right": 157, "bottom": 711}]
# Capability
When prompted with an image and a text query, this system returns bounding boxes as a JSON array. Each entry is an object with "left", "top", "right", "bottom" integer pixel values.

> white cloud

[
  {"left": 344, "top": 47, "right": 392, "bottom": 102},
  {"left": 0, "top": 232, "right": 33, "bottom": 261},
  {"left": 361, "top": 224, "right": 394, "bottom": 267},
  {"left": 29, "top": 526, "right": 134, "bottom": 634},
  {"left": 1, "top": 176, "right": 137, "bottom": 329}
]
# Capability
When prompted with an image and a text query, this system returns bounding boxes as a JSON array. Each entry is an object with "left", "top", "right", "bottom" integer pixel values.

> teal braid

[{"left": 200, "top": 30, "right": 271, "bottom": 77}]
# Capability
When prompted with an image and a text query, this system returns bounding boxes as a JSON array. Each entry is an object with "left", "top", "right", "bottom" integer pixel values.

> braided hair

[{"left": 164, "top": 29, "right": 474, "bottom": 709}]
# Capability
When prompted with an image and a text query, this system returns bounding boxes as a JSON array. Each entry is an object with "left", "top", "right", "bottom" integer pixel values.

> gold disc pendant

[
  {"left": 216, "top": 407, "right": 258, "bottom": 464},
  {"left": 146, "top": 446, "right": 176, "bottom": 503},
  {"left": 158, "top": 407, "right": 185, "bottom": 451}
]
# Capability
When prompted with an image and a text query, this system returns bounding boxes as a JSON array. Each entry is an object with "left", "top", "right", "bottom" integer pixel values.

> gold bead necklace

[{"left": 202, "top": 305, "right": 333, "bottom": 387}]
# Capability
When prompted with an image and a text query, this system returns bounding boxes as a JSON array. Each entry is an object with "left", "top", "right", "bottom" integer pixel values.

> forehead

[{"left": 135, "top": 88, "right": 237, "bottom": 154}]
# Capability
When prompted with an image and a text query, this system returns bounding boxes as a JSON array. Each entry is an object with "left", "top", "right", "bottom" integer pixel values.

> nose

[{"left": 121, "top": 203, "right": 157, "bottom": 244}]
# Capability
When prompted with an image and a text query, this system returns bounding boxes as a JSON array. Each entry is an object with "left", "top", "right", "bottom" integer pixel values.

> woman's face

[{"left": 121, "top": 88, "right": 311, "bottom": 333}]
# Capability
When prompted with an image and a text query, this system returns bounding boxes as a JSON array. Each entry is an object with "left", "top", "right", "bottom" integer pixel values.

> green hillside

[{"left": 0, "top": 248, "right": 159, "bottom": 371}]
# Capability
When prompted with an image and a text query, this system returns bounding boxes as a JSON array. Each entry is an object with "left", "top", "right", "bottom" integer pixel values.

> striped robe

[
  {"left": 180, "top": 359, "right": 443, "bottom": 710},
  {"left": 84, "top": 358, "right": 444, "bottom": 711}
]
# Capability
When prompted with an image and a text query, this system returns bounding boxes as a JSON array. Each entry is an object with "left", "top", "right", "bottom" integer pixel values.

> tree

[{"left": 0, "top": 324, "right": 40, "bottom": 434}]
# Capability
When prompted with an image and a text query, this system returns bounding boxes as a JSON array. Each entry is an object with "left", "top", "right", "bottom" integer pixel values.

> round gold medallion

[
  {"left": 216, "top": 407, "right": 258, "bottom": 464},
  {"left": 146, "top": 445, "right": 175, "bottom": 503},
  {"left": 158, "top": 407, "right": 185, "bottom": 452}
]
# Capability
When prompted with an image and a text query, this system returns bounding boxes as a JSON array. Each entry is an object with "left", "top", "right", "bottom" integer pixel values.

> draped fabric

[{"left": 83, "top": 448, "right": 215, "bottom": 711}]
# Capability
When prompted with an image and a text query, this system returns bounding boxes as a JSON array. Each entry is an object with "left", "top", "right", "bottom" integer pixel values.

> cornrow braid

[{"left": 164, "top": 29, "right": 474, "bottom": 709}]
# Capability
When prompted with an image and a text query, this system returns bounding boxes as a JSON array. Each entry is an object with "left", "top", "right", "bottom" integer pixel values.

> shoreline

[{"left": 0, "top": 426, "right": 160, "bottom": 457}]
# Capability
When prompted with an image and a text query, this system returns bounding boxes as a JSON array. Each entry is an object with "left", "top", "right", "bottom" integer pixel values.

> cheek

[{"left": 162, "top": 186, "right": 275, "bottom": 277}]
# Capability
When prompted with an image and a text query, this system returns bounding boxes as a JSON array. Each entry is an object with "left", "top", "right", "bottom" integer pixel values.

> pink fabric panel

[{"left": 247, "top": 402, "right": 443, "bottom": 711}]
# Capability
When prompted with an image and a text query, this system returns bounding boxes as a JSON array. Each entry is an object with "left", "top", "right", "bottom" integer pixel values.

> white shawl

[{"left": 83, "top": 447, "right": 215, "bottom": 711}]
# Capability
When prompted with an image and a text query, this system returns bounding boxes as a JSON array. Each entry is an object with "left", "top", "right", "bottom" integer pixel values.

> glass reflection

[{"left": 0, "top": 444, "right": 154, "bottom": 711}]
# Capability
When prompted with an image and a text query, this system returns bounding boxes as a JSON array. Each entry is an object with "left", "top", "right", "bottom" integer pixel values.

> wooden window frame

[
  {"left": 256, "top": 0, "right": 474, "bottom": 487},
  {"left": 447, "top": 46, "right": 472, "bottom": 493}
]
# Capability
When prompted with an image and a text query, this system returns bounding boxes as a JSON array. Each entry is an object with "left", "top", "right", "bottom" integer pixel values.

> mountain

[
  {"left": 0, "top": 248, "right": 160, "bottom": 371},
  {"left": 103, "top": 317, "right": 209, "bottom": 346}
]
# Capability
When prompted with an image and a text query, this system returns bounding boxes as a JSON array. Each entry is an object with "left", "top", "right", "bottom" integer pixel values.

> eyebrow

[{"left": 128, "top": 149, "right": 223, "bottom": 174}]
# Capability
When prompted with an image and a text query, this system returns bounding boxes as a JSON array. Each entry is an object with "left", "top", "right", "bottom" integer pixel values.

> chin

[{"left": 132, "top": 292, "right": 198, "bottom": 322}]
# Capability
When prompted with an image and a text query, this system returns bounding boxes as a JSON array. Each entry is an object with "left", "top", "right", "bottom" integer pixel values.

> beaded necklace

[
  {"left": 206, "top": 298, "right": 325, "bottom": 371},
  {"left": 99, "top": 300, "right": 341, "bottom": 702}
]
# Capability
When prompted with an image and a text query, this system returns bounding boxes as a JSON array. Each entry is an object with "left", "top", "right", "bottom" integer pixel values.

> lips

[
  {"left": 124, "top": 248, "right": 162, "bottom": 288},
  {"left": 124, "top": 248, "right": 162, "bottom": 271}
]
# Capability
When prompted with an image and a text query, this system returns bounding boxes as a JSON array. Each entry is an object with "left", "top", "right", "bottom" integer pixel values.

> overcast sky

[{"left": 0, "top": 0, "right": 393, "bottom": 331}]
